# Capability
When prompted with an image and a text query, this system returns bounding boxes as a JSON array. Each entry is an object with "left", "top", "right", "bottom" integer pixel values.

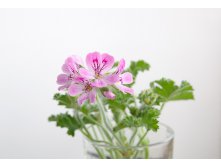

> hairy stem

[{"left": 96, "top": 93, "right": 123, "bottom": 146}]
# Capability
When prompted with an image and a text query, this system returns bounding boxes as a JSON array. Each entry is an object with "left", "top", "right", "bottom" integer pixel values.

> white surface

[{"left": 0, "top": 9, "right": 220, "bottom": 158}]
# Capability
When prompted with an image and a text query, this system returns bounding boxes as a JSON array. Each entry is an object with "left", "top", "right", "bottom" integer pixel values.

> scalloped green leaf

[{"left": 150, "top": 78, "right": 194, "bottom": 102}]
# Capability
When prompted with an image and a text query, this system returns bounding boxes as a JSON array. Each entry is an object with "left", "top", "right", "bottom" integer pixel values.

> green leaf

[
  {"left": 150, "top": 78, "right": 194, "bottom": 102},
  {"left": 53, "top": 93, "right": 77, "bottom": 109},
  {"left": 80, "top": 102, "right": 99, "bottom": 114},
  {"left": 126, "top": 60, "right": 150, "bottom": 82},
  {"left": 48, "top": 113, "right": 81, "bottom": 136},
  {"left": 113, "top": 108, "right": 160, "bottom": 132},
  {"left": 128, "top": 107, "right": 140, "bottom": 117},
  {"left": 141, "top": 108, "right": 160, "bottom": 131},
  {"left": 54, "top": 93, "right": 98, "bottom": 114},
  {"left": 113, "top": 116, "right": 143, "bottom": 132},
  {"left": 105, "top": 89, "right": 135, "bottom": 123}
]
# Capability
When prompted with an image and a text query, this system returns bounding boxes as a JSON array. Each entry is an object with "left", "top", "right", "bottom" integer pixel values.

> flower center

[
  {"left": 95, "top": 72, "right": 101, "bottom": 79},
  {"left": 84, "top": 83, "right": 93, "bottom": 92}
]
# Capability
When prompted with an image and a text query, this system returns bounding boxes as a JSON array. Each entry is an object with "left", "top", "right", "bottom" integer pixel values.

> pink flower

[
  {"left": 57, "top": 52, "right": 134, "bottom": 105},
  {"left": 56, "top": 56, "right": 83, "bottom": 90},
  {"left": 114, "top": 59, "right": 134, "bottom": 95},
  {"left": 79, "top": 52, "right": 118, "bottom": 88},
  {"left": 68, "top": 77, "right": 96, "bottom": 105}
]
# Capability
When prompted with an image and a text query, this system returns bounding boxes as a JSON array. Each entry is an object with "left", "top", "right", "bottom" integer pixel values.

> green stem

[
  {"left": 67, "top": 94, "right": 125, "bottom": 158},
  {"left": 96, "top": 93, "right": 123, "bottom": 146},
  {"left": 129, "top": 128, "right": 138, "bottom": 145},
  {"left": 96, "top": 94, "right": 113, "bottom": 129},
  {"left": 67, "top": 95, "right": 106, "bottom": 158},
  {"left": 96, "top": 126, "right": 116, "bottom": 159},
  {"left": 79, "top": 110, "right": 120, "bottom": 158},
  {"left": 133, "top": 95, "right": 138, "bottom": 108},
  {"left": 80, "top": 112, "right": 114, "bottom": 145},
  {"left": 79, "top": 128, "right": 105, "bottom": 159},
  {"left": 131, "top": 129, "right": 149, "bottom": 159},
  {"left": 144, "top": 147, "right": 149, "bottom": 159},
  {"left": 91, "top": 126, "right": 106, "bottom": 158},
  {"left": 160, "top": 102, "right": 166, "bottom": 113},
  {"left": 91, "top": 126, "right": 98, "bottom": 139},
  {"left": 136, "top": 129, "right": 148, "bottom": 146}
]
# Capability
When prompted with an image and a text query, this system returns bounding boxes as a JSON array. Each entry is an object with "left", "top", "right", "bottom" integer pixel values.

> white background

[{"left": 0, "top": 9, "right": 220, "bottom": 158}]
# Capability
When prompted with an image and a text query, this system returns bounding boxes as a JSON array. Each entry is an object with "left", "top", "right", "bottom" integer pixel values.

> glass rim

[{"left": 85, "top": 122, "right": 174, "bottom": 149}]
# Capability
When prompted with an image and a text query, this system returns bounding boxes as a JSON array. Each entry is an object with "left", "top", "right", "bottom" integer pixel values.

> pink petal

[
  {"left": 79, "top": 68, "right": 94, "bottom": 80},
  {"left": 58, "top": 85, "right": 68, "bottom": 91},
  {"left": 89, "top": 89, "right": 96, "bottom": 103},
  {"left": 58, "top": 81, "right": 71, "bottom": 91},
  {"left": 77, "top": 93, "right": 89, "bottom": 105},
  {"left": 115, "top": 83, "right": 134, "bottom": 95},
  {"left": 103, "top": 74, "right": 119, "bottom": 85},
  {"left": 121, "top": 72, "right": 133, "bottom": 84},
  {"left": 75, "top": 56, "right": 84, "bottom": 66},
  {"left": 65, "top": 55, "right": 83, "bottom": 67},
  {"left": 73, "top": 76, "right": 85, "bottom": 83},
  {"left": 68, "top": 84, "right": 83, "bottom": 96},
  {"left": 57, "top": 74, "right": 69, "bottom": 85},
  {"left": 62, "top": 64, "right": 71, "bottom": 74},
  {"left": 91, "top": 79, "right": 108, "bottom": 88},
  {"left": 65, "top": 56, "right": 84, "bottom": 74},
  {"left": 116, "top": 59, "right": 125, "bottom": 74},
  {"left": 65, "top": 56, "right": 75, "bottom": 64},
  {"left": 103, "top": 91, "right": 115, "bottom": 99},
  {"left": 100, "top": 53, "right": 115, "bottom": 73},
  {"left": 65, "top": 63, "right": 76, "bottom": 74},
  {"left": 86, "top": 52, "right": 102, "bottom": 71}
]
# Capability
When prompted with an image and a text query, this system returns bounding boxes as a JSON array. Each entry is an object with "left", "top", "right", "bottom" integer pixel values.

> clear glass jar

[{"left": 83, "top": 123, "right": 174, "bottom": 159}]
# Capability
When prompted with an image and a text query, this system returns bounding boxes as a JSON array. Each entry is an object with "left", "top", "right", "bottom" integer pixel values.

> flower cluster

[{"left": 57, "top": 52, "right": 134, "bottom": 105}]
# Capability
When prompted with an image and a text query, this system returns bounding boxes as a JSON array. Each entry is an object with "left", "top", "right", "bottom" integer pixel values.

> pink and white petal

[
  {"left": 89, "top": 89, "right": 96, "bottom": 103},
  {"left": 91, "top": 79, "right": 108, "bottom": 88},
  {"left": 65, "top": 57, "right": 76, "bottom": 72},
  {"left": 68, "top": 84, "right": 84, "bottom": 96},
  {"left": 77, "top": 93, "right": 89, "bottom": 105},
  {"left": 62, "top": 64, "right": 71, "bottom": 74},
  {"left": 65, "top": 56, "right": 74, "bottom": 64},
  {"left": 73, "top": 56, "right": 84, "bottom": 67},
  {"left": 115, "top": 83, "right": 134, "bottom": 95},
  {"left": 79, "top": 68, "right": 94, "bottom": 80},
  {"left": 65, "top": 56, "right": 83, "bottom": 66},
  {"left": 103, "top": 74, "right": 119, "bottom": 85},
  {"left": 73, "top": 76, "right": 85, "bottom": 83},
  {"left": 58, "top": 81, "right": 72, "bottom": 91},
  {"left": 68, "top": 63, "right": 77, "bottom": 73},
  {"left": 86, "top": 52, "right": 102, "bottom": 71},
  {"left": 65, "top": 56, "right": 84, "bottom": 73},
  {"left": 58, "top": 85, "right": 68, "bottom": 91},
  {"left": 121, "top": 72, "right": 133, "bottom": 84},
  {"left": 103, "top": 91, "right": 115, "bottom": 99},
  {"left": 116, "top": 59, "right": 125, "bottom": 74},
  {"left": 100, "top": 53, "right": 115, "bottom": 73},
  {"left": 57, "top": 74, "right": 69, "bottom": 85}
]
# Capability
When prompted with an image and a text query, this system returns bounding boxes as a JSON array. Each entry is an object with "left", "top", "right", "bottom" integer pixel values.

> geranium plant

[{"left": 49, "top": 52, "right": 194, "bottom": 159}]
